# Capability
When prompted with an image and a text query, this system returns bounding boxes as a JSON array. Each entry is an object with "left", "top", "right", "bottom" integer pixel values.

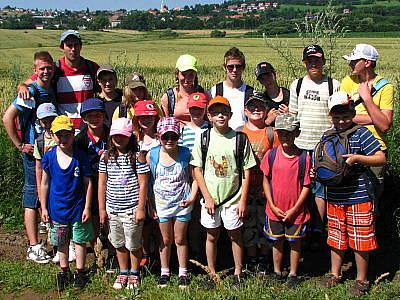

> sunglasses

[
  {"left": 226, "top": 64, "right": 243, "bottom": 72},
  {"left": 208, "top": 109, "right": 231, "bottom": 117},
  {"left": 161, "top": 132, "right": 179, "bottom": 141},
  {"left": 246, "top": 103, "right": 266, "bottom": 112}
]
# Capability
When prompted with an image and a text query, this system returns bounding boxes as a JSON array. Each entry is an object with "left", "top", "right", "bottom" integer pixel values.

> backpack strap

[
  {"left": 296, "top": 78, "right": 303, "bottom": 98},
  {"left": 328, "top": 76, "right": 333, "bottom": 96},
  {"left": 149, "top": 145, "right": 161, "bottom": 177},
  {"left": 371, "top": 78, "right": 389, "bottom": 97},
  {"left": 119, "top": 103, "right": 127, "bottom": 118},
  {"left": 267, "top": 147, "right": 278, "bottom": 181},
  {"left": 266, "top": 126, "right": 274, "bottom": 146},
  {"left": 235, "top": 131, "right": 247, "bottom": 180},
  {"left": 201, "top": 128, "right": 211, "bottom": 173},
  {"left": 166, "top": 88, "right": 176, "bottom": 117},
  {"left": 177, "top": 146, "right": 191, "bottom": 173},
  {"left": 298, "top": 150, "right": 307, "bottom": 187},
  {"left": 36, "top": 131, "right": 45, "bottom": 158},
  {"left": 215, "top": 82, "right": 223, "bottom": 96},
  {"left": 244, "top": 85, "right": 254, "bottom": 104}
]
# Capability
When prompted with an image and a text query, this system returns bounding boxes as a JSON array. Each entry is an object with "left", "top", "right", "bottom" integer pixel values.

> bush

[{"left": 210, "top": 30, "right": 226, "bottom": 38}]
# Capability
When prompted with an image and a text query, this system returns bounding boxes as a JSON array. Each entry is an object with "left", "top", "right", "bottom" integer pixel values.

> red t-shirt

[{"left": 260, "top": 146, "right": 311, "bottom": 224}]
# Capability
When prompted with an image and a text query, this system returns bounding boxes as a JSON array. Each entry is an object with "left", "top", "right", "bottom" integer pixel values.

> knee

[{"left": 174, "top": 234, "right": 187, "bottom": 246}]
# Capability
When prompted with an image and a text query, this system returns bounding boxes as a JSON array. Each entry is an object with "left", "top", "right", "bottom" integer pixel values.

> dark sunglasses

[
  {"left": 161, "top": 132, "right": 179, "bottom": 141},
  {"left": 246, "top": 103, "right": 266, "bottom": 112},
  {"left": 208, "top": 109, "right": 231, "bottom": 117},
  {"left": 226, "top": 64, "right": 243, "bottom": 71}
]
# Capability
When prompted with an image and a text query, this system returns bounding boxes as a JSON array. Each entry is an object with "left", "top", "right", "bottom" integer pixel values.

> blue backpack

[{"left": 149, "top": 145, "right": 191, "bottom": 179}]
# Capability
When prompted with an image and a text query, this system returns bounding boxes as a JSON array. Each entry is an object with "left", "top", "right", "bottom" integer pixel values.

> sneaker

[
  {"left": 56, "top": 270, "right": 73, "bottom": 291},
  {"left": 88, "top": 261, "right": 97, "bottom": 277},
  {"left": 232, "top": 275, "right": 243, "bottom": 289},
  {"left": 26, "top": 245, "right": 51, "bottom": 264},
  {"left": 348, "top": 280, "right": 370, "bottom": 296},
  {"left": 269, "top": 272, "right": 285, "bottom": 282},
  {"left": 39, "top": 222, "right": 47, "bottom": 234},
  {"left": 52, "top": 251, "right": 60, "bottom": 264},
  {"left": 158, "top": 275, "right": 170, "bottom": 288},
  {"left": 68, "top": 243, "right": 76, "bottom": 263},
  {"left": 113, "top": 274, "right": 128, "bottom": 290},
  {"left": 286, "top": 275, "right": 299, "bottom": 289},
  {"left": 319, "top": 273, "right": 342, "bottom": 288},
  {"left": 244, "top": 257, "right": 258, "bottom": 274},
  {"left": 127, "top": 274, "right": 140, "bottom": 289},
  {"left": 178, "top": 275, "right": 190, "bottom": 289},
  {"left": 74, "top": 272, "right": 89, "bottom": 289}
]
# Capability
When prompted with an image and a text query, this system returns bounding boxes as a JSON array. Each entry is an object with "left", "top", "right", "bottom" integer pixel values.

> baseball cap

[
  {"left": 342, "top": 44, "right": 379, "bottom": 61},
  {"left": 110, "top": 118, "right": 133, "bottom": 137},
  {"left": 51, "top": 115, "right": 74, "bottom": 133},
  {"left": 97, "top": 65, "right": 116, "bottom": 78},
  {"left": 245, "top": 92, "right": 267, "bottom": 107},
  {"left": 255, "top": 62, "right": 275, "bottom": 80},
  {"left": 80, "top": 98, "right": 105, "bottom": 115},
  {"left": 208, "top": 96, "right": 231, "bottom": 111},
  {"left": 36, "top": 103, "right": 58, "bottom": 120},
  {"left": 125, "top": 72, "right": 146, "bottom": 89},
  {"left": 157, "top": 117, "right": 180, "bottom": 137},
  {"left": 176, "top": 54, "right": 198, "bottom": 72},
  {"left": 60, "top": 30, "right": 81, "bottom": 43},
  {"left": 275, "top": 113, "right": 300, "bottom": 132},
  {"left": 303, "top": 44, "right": 324, "bottom": 60},
  {"left": 188, "top": 92, "right": 208, "bottom": 109},
  {"left": 328, "top": 91, "right": 353, "bottom": 112},
  {"left": 134, "top": 100, "right": 158, "bottom": 116}
]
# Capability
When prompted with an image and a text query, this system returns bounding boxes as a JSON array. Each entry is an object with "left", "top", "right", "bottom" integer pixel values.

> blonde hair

[
  {"left": 122, "top": 85, "right": 151, "bottom": 108},
  {"left": 173, "top": 68, "right": 199, "bottom": 102}
]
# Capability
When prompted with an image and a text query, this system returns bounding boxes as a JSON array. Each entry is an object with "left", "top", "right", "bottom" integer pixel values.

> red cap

[
  {"left": 134, "top": 100, "right": 158, "bottom": 116},
  {"left": 187, "top": 92, "right": 208, "bottom": 109}
]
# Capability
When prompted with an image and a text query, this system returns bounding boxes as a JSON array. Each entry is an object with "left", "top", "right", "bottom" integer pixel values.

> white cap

[
  {"left": 342, "top": 44, "right": 379, "bottom": 61},
  {"left": 328, "top": 91, "right": 352, "bottom": 111}
]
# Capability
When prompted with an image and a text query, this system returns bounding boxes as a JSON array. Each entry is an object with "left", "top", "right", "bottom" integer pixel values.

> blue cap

[
  {"left": 60, "top": 30, "right": 81, "bottom": 42},
  {"left": 36, "top": 103, "right": 58, "bottom": 119},
  {"left": 80, "top": 98, "right": 105, "bottom": 115}
]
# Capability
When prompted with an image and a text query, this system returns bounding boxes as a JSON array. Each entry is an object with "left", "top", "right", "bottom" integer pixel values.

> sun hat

[
  {"left": 342, "top": 44, "right": 379, "bottom": 61},
  {"left": 134, "top": 100, "right": 158, "bottom": 116},
  {"left": 60, "top": 30, "right": 81, "bottom": 43},
  {"left": 36, "top": 103, "right": 58, "bottom": 120},
  {"left": 303, "top": 44, "right": 325, "bottom": 60},
  {"left": 125, "top": 72, "right": 146, "bottom": 89},
  {"left": 328, "top": 91, "right": 353, "bottom": 112},
  {"left": 110, "top": 118, "right": 133, "bottom": 137},
  {"left": 51, "top": 115, "right": 74, "bottom": 133},
  {"left": 255, "top": 61, "right": 275, "bottom": 80},
  {"left": 80, "top": 98, "right": 105, "bottom": 115},
  {"left": 208, "top": 96, "right": 231, "bottom": 111},
  {"left": 157, "top": 117, "right": 180, "bottom": 137},
  {"left": 96, "top": 65, "right": 116, "bottom": 78},
  {"left": 275, "top": 113, "right": 300, "bottom": 132},
  {"left": 176, "top": 54, "right": 198, "bottom": 72},
  {"left": 188, "top": 92, "right": 208, "bottom": 109}
]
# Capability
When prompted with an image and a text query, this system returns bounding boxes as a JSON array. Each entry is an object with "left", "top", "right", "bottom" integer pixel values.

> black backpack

[
  {"left": 296, "top": 76, "right": 334, "bottom": 98},
  {"left": 166, "top": 85, "right": 205, "bottom": 117},
  {"left": 215, "top": 82, "right": 254, "bottom": 104}
]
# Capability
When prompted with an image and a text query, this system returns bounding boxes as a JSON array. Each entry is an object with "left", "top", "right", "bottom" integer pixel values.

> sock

[
  {"left": 61, "top": 267, "right": 70, "bottom": 273},
  {"left": 161, "top": 268, "right": 170, "bottom": 277},
  {"left": 120, "top": 269, "right": 129, "bottom": 275},
  {"left": 178, "top": 267, "right": 188, "bottom": 278},
  {"left": 130, "top": 269, "right": 139, "bottom": 276}
]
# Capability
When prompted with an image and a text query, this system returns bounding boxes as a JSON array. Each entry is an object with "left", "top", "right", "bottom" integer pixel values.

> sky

[{"left": 0, "top": 0, "right": 223, "bottom": 11}]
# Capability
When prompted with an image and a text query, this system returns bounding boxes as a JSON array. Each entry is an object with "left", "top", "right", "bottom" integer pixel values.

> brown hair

[
  {"left": 224, "top": 47, "right": 246, "bottom": 68},
  {"left": 107, "top": 134, "right": 139, "bottom": 171},
  {"left": 33, "top": 51, "right": 54, "bottom": 64},
  {"left": 173, "top": 68, "right": 199, "bottom": 102}
]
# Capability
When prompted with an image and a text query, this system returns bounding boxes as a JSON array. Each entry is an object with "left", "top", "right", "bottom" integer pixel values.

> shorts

[
  {"left": 108, "top": 209, "right": 143, "bottom": 251},
  {"left": 327, "top": 201, "right": 377, "bottom": 251},
  {"left": 50, "top": 219, "right": 94, "bottom": 247},
  {"left": 312, "top": 180, "right": 326, "bottom": 200},
  {"left": 263, "top": 216, "right": 307, "bottom": 242},
  {"left": 158, "top": 213, "right": 191, "bottom": 223},
  {"left": 201, "top": 203, "right": 243, "bottom": 231},
  {"left": 243, "top": 192, "right": 268, "bottom": 248},
  {"left": 22, "top": 153, "right": 39, "bottom": 209}
]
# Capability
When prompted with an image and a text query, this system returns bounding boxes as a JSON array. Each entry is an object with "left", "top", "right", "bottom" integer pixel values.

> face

[
  {"left": 137, "top": 115, "right": 156, "bottom": 130},
  {"left": 330, "top": 110, "right": 355, "bottom": 132},
  {"left": 258, "top": 72, "right": 276, "bottom": 87},
  {"left": 82, "top": 110, "right": 105, "bottom": 129},
  {"left": 177, "top": 70, "right": 196, "bottom": 89},
  {"left": 39, "top": 116, "right": 56, "bottom": 131},
  {"left": 207, "top": 104, "right": 232, "bottom": 129},
  {"left": 98, "top": 73, "right": 117, "bottom": 93},
  {"left": 111, "top": 134, "right": 130, "bottom": 151},
  {"left": 224, "top": 58, "right": 244, "bottom": 81},
  {"left": 276, "top": 129, "right": 298, "bottom": 147},
  {"left": 189, "top": 106, "right": 206, "bottom": 122},
  {"left": 132, "top": 87, "right": 146, "bottom": 100},
  {"left": 348, "top": 59, "right": 367, "bottom": 75},
  {"left": 244, "top": 100, "right": 267, "bottom": 122},
  {"left": 160, "top": 131, "right": 179, "bottom": 150},
  {"left": 61, "top": 36, "right": 82, "bottom": 62},
  {"left": 34, "top": 59, "right": 54, "bottom": 84},
  {"left": 52, "top": 130, "right": 74, "bottom": 149},
  {"left": 303, "top": 56, "right": 324, "bottom": 77}
]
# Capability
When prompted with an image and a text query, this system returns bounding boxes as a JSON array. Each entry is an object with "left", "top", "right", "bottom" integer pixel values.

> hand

[
  {"left": 205, "top": 196, "right": 216, "bottom": 215},
  {"left": 180, "top": 197, "right": 195, "bottom": 208},
  {"left": 278, "top": 104, "right": 289, "bottom": 114},
  {"left": 270, "top": 204, "right": 285, "bottom": 219},
  {"left": 266, "top": 108, "right": 279, "bottom": 125},
  {"left": 283, "top": 207, "right": 298, "bottom": 223},
  {"left": 342, "top": 153, "right": 358, "bottom": 166},
  {"left": 18, "top": 84, "right": 31, "bottom": 100},
  {"left": 41, "top": 208, "right": 49, "bottom": 223},
  {"left": 99, "top": 209, "right": 108, "bottom": 225},
  {"left": 309, "top": 167, "right": 315, "bottom": 180},
  {"left": 236, "top": 201, "right": 247, "bottom": 219},
  {"left": 358, "top": 82, "right": 372, "bottom": 103},
  {"left": 21, "top": 143, "right": 34, "bottom": 155},
  {"left": 135, "top": 208, "right": 145, "bottom": 224},
  {"left": 82, "top": 208, "right": 91, "bottom": 223}
]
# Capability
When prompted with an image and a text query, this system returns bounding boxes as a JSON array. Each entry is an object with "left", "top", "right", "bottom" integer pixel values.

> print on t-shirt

[
  {"left": 210, "top": 155, "right": 229, "bottom": 177},
  {"left": 304, "top": 90, "right": 320, "bottom": 101}
]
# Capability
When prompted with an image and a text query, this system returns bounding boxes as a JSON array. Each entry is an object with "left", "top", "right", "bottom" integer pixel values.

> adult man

[
  {"left": 18, "top": 30, "right": 99, "bottom": 132},
  {"left": 2, "top": 51, "right": 55, "bottom": 263}
]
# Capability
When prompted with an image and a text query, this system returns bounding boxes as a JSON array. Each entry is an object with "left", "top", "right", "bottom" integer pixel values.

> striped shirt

[
  {"left": 98, "top": 153, "right": 149, "bottom": 213},
  {"left": 289, "top": 76, "right": 340, "bottom": 150},
  {"left": 325, "top": 126, "right": 381, "bottom": 205},
  {"left": 178, "top": 121, "right": 209, "bottom": 152}
]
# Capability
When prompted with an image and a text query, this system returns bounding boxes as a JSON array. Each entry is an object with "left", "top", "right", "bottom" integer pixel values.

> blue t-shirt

[
  {"left": 326, "top": 126, "right": 381, "bottom": 205},
  {"left": 12, "top": 81, "right": 55, "bottom": 144},
  {"left": 42, "top": 146, "right": 91, "bottom": 223},
  {"left": 178, "top": 121, "right": 209, "bottom": 152}
]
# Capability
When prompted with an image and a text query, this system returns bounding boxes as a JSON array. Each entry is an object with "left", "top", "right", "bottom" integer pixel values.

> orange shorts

[{"left": 327, "top": 201, "right": 377, "bottom": 251}]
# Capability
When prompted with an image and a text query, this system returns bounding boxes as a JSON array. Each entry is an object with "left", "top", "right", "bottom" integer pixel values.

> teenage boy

[
  {"left": 2, "top": 51, "right": 55, "bottom": 264},
  {"left": 191, "top": 96, "right": 256, "bottom": 284},
  {"left": 240, "top": 93, "right": 279, "bottom": 273},
  {"left": 288, "top": 44, "right": 340, "bottom": 243},
  {"left": 41, "top": 115, "right": 94, "bottom": 290},
  {"left": 341, "top": 44, "right": 394, "bottom": 203},
  {"left": 17, "top": 30, "right": 100, "bottom": 131},
  {"left": 209, "top": 47, "right": 254, "bottom": 131},
  {"left": 318, "top": 91, "right": 386, "bottom": 296}
]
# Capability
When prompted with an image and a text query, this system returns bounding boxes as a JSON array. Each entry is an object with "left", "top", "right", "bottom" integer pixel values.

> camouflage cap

[{"left": 275, "top": 113, "right": 300, "bottom": 132}]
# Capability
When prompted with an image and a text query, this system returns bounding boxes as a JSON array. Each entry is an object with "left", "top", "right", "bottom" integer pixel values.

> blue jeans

[{"left": 22, "top": 153, "right": 38, "bottom": 209}]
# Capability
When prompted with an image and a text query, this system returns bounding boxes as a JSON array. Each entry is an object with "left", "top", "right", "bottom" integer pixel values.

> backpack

[
  {"left": 313, "top": 124, "right": 361, "bottom": 187},
  {"left": 296, "top": 76, "right": 334, "bottom": 98},
  {"left": 149, "top": 145, "right": 191, "bottom": 178},
  {"left": 353, "top": 77, "right": 389, "bottom": 106},
  {"left": 166, "top": 85, "right": 205, "bottom": 117},
  {"left": 267, "top": 147, "right": 307, "bottom": 187},
  {"left": 118, "top": 102, "right": 128, "bottom": 118},
  {"left": 200, "top": 129, "right": 247, "bottom": 208},
  {"left": 36, "top": 131, "right": 46, "bottom": 158},
  {"left": 215, "top": 82, "right": 254, "bottom": 104}
]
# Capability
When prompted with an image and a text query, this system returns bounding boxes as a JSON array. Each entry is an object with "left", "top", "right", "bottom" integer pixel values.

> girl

[
  {"left": 146, "top": 117, "right": 196, "bottom": 289},
  {"left": 98, "top": 118, "right": 149, "bottom": 289}
]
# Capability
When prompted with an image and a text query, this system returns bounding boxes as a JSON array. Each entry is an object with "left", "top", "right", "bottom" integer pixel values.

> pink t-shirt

[{"left": 260, "top": 146, "right": 311, "bottom": 225}]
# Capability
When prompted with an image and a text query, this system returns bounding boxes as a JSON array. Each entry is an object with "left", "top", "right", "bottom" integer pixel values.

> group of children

[{"left": 2, "top": 33, "right": 393, "bottom": 297}]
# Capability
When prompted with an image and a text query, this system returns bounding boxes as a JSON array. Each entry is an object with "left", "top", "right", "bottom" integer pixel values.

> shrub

[{"left": 210, "top": 30, "right": 226, "bottom": 38}]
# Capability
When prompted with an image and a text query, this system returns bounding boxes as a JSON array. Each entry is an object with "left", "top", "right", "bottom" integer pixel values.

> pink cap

[
  {"left": 157, "top": 117, "right": 180, "bottom": 137},
  {"left": 110, "top": 118, "right": 133, "bottom": 137}
]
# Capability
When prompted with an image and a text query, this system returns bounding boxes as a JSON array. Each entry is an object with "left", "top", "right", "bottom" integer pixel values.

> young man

[
  {"left": 288, "top": 44, "right": 340, "bottom": 243},
  {"left": 209, "top": 47, "right": 254, "bottom": 131},
  {"left": 2, "top": 51, "right": 55, "bottom": 264},
  {"left": 318, "top": 91, "right": 386, "bottom": 296},
  {"left": 18, "top": 30, "right": 100, "bottom": 132},
  {"left": 191, "top": 96, "right": 256, "bottom": 285},
  {"left": 341, "top": 44, "right": 394, "bottom": 202}
]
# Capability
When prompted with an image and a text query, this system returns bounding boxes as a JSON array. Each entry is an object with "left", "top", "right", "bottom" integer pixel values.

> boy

[
  {"left": 239, "top": 93, "right": 279, "bottom": 274},
  {"left": 209, "top": 47, "right": 254, "bottom": 131},
  {"left": 318, "top": 91, "right": 386, "bottom": 296},
  {"left": 2, "top": 51, "right": 55, "bottom": 264},
  {"left": 40, "top": 115, "right": 94, "bottom": 290},
  {"left": 260, "top": 113, "right": 311, "bottom": 288},
  {"left": 191, "top": 96, "right": 256, "bottom": 285}
]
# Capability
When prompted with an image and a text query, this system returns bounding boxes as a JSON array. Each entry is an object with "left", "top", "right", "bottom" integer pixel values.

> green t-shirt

[
  {"left": 190, "top": 128, "right": 256, "bottom": 208},
  {"left": 33, "top": 133, "right": 57, "bottom": 160}
]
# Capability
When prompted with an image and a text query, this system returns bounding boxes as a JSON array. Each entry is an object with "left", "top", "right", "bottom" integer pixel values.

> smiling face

[
  {"left": 52, "top": 129, "right": 74, "bottom": 150},
  {"left": 137, "top": 115, "right": 156, "bottom": 130},
  {"left": 82, "top": 110, "right": 105, "bottom": 129},
  {"left": 160, "top": 131, "right": 180, "bottom": 151},
  {"left": 224, "top": 58, "right": 244, "bottom": 82},
  {"left": 177, "top": 69, "right": 196, "bottom": 89},
  {"left": 244, "top": 100, "right": 267, "bottom": 123},
  {"left": 98, "top": 72, "right": 117, "bottom": 94},
  {"left": 330, "top": 108, "right": 355, "bottom": 132},
  {"left": 34, "top": 59, "right": 54, "bottom": 85},
  {"left": 207, "top": 103, "right": 232, "bottom": 130}
]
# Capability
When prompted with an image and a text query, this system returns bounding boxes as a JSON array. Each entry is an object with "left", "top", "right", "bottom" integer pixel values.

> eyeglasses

[
  {"left": 161, "top": 132, "right": 179, "bottom": 141},
  {"left": 208, "top": 109, "right": 231, "bottom": 117},
  {"left": 226, "top": 64, "right": 243, "bottom": 72},
  {"left": 246, "top": 103, "right": 266, "bottom": 112}
]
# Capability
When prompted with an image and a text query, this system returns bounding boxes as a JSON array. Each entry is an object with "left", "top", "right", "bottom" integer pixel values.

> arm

[
  {"left": 35, "top": 159, "right": 42, "bottom": 200},
  {"left": 17, "top": 78, "right": 34, "bottom": 100},
  {"left": 237, "top": 168, "right": 251, "bottom": 218},
  {"left": 193, "top": 166, "right": 216, "bottom": 215},
  {"left": 136, "top": 172, "right": 148, "bottom": 224},
  {"left": 160, "top": 93, "right": 169, "bottom": 116},
  {"left": 263, "top": 175, "right": 285, "bottom": 219},
  {"left": 343, "top": 150, "right": 386, "bottom": 167},
  {"left": 81, "top": 177, "right": 92, "bottom": 223},
  {"left": 283, "top": 186, "right": 311, "bottom": 223},
  {"left": 288, "top": 80, "right": 299, "bottom": 117},
  {"left": 181, "top": 166, "right": 198, "bottom": 208},
  {"left": 98, "top": 172, "right": 107, "bottom": 224},
  {"left": 40, "top": 170, "right": 50, "bottom": 222}
]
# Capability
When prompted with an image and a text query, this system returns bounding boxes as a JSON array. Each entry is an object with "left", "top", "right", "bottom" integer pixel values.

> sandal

[
  {"left": 349, "top": 280, "right": 370, "bottom": 296},
  {"left": 319, "top": 273, "right": 342, "bottom": 288}
]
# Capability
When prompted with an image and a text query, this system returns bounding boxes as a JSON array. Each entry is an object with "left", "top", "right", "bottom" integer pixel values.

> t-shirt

[
  {"left": 340, "top": 75, "right": 394, "bottom": 150},
  {"left": 33, "top": 132, "right": 57, "bottom": 160},
  {"left": 241, "top": 125, "right": 279, "bottom": 188},
  {"left": 325, "top": 126, "right": 381, "bottom": 205},
  {"left": 139, "top": 138, "right": 159, "bottom": 152},
  {"left": 289, "top": 76, "right": 340, "bottom": 150},
  {"left": 264, "top": 87, "right": 290, "bottom": 111},
  {"left": 179, "top": 121, "right": 209, "bottom": 152},
  {"left": 260, "top": 146, "right": 311, "bottom": 224},
  {"left": 209, "top": 82, "right": 249, "bottom": 130},
  {"left": 42, "top": 147, "right": 91, "bottom": 223},
  {"left": 98, "top": 153, "right": 149, "bottom": 213},
  {"left": 190, "top": 128, "right": 257, "bottom": 208},
  {"left": 98, "top": 89, "right": 123, "bottom": 128}
]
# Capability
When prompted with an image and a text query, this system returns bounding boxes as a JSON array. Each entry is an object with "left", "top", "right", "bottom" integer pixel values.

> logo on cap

[{"left": 146, "top": 103, "right": 155, "bottom": 110}]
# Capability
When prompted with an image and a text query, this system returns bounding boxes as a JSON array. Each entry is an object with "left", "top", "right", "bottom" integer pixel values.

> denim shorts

[
  {"left": 158, "top": 213, "right": 192, "bottom": 223},
  {"left": 22, "top": 153, "right": 39, "bottom": 209},
  {"left": 50, "top": 219, "right": 94, "bottom": 247},
  {"left": 312, "top": 180, "right": 326, "bottom": 200}
]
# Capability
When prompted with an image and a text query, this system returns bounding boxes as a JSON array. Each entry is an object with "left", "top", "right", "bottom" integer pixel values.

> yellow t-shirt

[{"left": 340, "top": 75, "right": 394, "bottom": 150}]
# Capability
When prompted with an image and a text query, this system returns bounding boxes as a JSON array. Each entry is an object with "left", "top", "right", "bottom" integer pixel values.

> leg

[
  {"left": 158, "top": 220, "right": 173, "bottom": 272},
  {"left": 330, "top": 247, "right": 345, "bottom": 277},
  {"left": 227, "top": 228, "right": 244, "bottom": 276},
  {"left": 130, "top": 248, "right": 142, "bottom": 272},
  {"left": 74, "top": 242, "right": 87, "bottom": 270},
  {"left": 174, "top": 220, "right": 189, "bottom": 269},
  {"left": 315, "top": 196, "right": 326, "bottom": 229},
  {"left": 272, "top": 239, "right": 284, "bottom": 274},
  {"left": 288, "top": 239, "right": 302, "bottom": 276},
  {"left": 354, "top": 251, "right": 369, "bottom": 282},
  {"left": 206, "top": 227, "right": 220, "bottom": 276},
  {"left": 25, "top": 208, "right": 38, "bottom": 245},
  {"left": 58, "top": 241, "right": 70, "bottom": 270}
]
